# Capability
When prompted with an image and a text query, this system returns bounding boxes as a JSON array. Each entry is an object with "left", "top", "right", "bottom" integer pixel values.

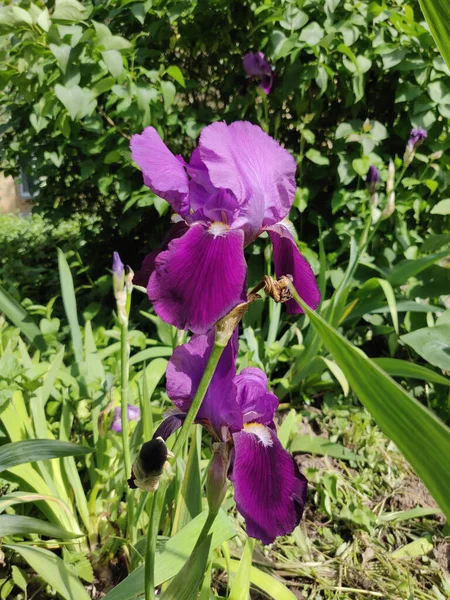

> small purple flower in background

[
  {"left": 365, "top": 165, "right": 380, "bottom": 195},
  {"left": 408, "top": 127, "right": 427, "bottom": 149},
  {"left": 404, "top": 127, "right": 427, "bottom": 167},
  {"left": 152, "top": 331, "right": 307, "bottom": 545},
  {"left": 110, "top": 405, "right": 140, "bottom": 433},
  {"left": 242, "top": 51, "right": 274, "bottom": 94},
  {"left": 130, "top": 121, "right": 320, "bottom": 334}
]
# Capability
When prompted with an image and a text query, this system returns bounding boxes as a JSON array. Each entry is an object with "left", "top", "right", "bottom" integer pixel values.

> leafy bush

[{"left": 1, "top": 0, "right": 449, "bottom": 278}]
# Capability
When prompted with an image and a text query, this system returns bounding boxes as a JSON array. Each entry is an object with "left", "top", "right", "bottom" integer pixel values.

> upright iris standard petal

[
  {"left": 130, "top": 127, "right": 190, "bottom": 217},
  {"left": 234, "top": 367, "right": 278, "bottom": 426},
  {"left": 266, "top": 223, "right": 320, "bottom": 314},
  {"left": 166, "top": 331, "right": 243, "bottom": 435},
  {"left": 133, "top": 222, "right": 188, "bottom": 287},
  {"left": 147, "top": 224, "right": 247, "bottom": 334},
  {"left": 231, "top": 426, "right": 307, "bottom": 545},
  {"left": 198, "top": 121, "right": 296, "bottom": 238}
]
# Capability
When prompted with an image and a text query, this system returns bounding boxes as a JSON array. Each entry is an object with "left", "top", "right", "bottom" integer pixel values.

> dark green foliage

[{"left": 1, "top": 0, "right": 449, "bottom": 281}]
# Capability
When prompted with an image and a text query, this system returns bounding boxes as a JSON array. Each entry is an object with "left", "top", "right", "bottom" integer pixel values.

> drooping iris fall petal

[
  {"left": 266, "top": 222, "right": 320, "bottom": 314},
  {"left": 133, "top": 221, "right": 188, "bottom": 288},
  {"left": 130, "top": 127, "right": 190, "bottom": 217},
  {"left": 231, "top": 426, "right": 307, "bottom": 545},
  {"left": 147, "top": 224, "right": 247, "bottom": 333}
]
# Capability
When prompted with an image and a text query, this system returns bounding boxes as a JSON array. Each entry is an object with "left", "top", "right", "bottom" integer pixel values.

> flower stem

[
  {"left": 120, "top": 320, "right": 135, "bottom": 542},
  {"left": 144, "top": 336, "right": 230, "bottom": 600}
]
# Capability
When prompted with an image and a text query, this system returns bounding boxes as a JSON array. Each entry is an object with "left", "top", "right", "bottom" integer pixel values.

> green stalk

[
  {"left": 120, "top": 319, "right": 135, "bottom": 543},
  {"left": 144, "top": 337, "right": 229, "bottom": 600}
]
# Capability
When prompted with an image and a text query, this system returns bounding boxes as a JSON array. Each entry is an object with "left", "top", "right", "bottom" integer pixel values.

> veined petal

[
  {"left": 234, "top": 367, "right": 278, "bottom": 426},
  {"left": 166, "top": 330, "right": 243, "bottom": 436},
  {"left": 231, "top": 426, "right": 307, "bottom": 545},
  {"left": 148, "top": 224, "right": 247, "bottom": 333},
  {"left": 198, "top": 121, "right": 296, "bottom": 238},
  {"left": 133, "top": 222, "right": 188, "bottom": 287},
  {"left": 130, "top": 127, "right": 190, "bottom": 216},
  {"left": 266, "top": 223, "right": 320, "bottom": 314}
]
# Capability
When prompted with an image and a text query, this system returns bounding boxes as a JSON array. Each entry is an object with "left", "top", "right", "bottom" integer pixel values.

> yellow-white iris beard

[
  {"left": 243, "top": 422, "right": 273, "bottom": 447},
  {"left": 208, "top": 222, "right": 230, "bottom": 237}
]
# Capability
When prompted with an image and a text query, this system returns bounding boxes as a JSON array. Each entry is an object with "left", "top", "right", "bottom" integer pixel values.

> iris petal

[
  {"left": 166, "top": 330, "right": 243, "bottom": 436},
  {"left": 234, "top": 367, "right": 278, "bottom": 425},
  {"left": 231, "top": 426, "right": 307, "bottom": 545},
  {"left": 266, "top": 223, "right": 320, "bottom": 314},
  {"left": 147, "top": 224, "right": 247, "bottom": 333},
  {"left": 130, "top": 127, "right": 190, "bottom": 216},
  {"left": 198, "top": 121, "right": 296, "bottom": 239},
  {"left": 133, "top": 222, "right": 188, "bottom": 287}
]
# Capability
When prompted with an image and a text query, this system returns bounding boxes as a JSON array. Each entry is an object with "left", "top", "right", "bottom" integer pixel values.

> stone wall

[{"left": 0, "top": 173, "right": 32, "bottom": 214}]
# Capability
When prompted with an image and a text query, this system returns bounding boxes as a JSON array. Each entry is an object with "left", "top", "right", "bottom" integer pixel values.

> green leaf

[
  {"left": 0, "top": 439, "right": 92, "bottom": 473},
  {"left": 305, "top": 148, "right": 329, "bottom": 165},
  {"left": 373, "top": 358, "right": 450, "bottom": 386},
  {"left": 49, "top": 43, "right": 72, "bottom": 73},
  {"left": 400, "top": 325, "right": 450, "bottom": 371},
  {"left": 57, "top": 249, "right": 83, "bottom": 364},
  {"left": 0, "top": 515, "right": 81, "bottom": 539},
  {"left": 419, "top": 0, "right": 450, "bottom": 70},
  {"left": 290, "top": 289, "right": 450, "bottom": 521},
  {"left": 54, "top": 85, "right": 97, "bottom": 120},
  {"left": 213, "top": 558, "right": 297, "bottom": 600},
  {"left": 171, "top": 426, "right": 202, "bottom": 534},
  {"left": 5, "top": 544, "right": 90, "bottom": 600},
  {"left": 0, "top": 6, "right": 32, "bottom": 34},
  {"left": 161, "top": 534, "right": 212, "bottom": 600},
  {"left": 166, "top": 66, "right": 186, "bottom": 88},
  {"left": 299, "top": 22, "right": 324, "bottom": 46},
  {"left": 52, "top": 0, "right": 89, "bottom": 22},
  {"left": 102, "top": 50, "right": 123, "bottom": 79},
  {"left": 431, "top": 198, "right": 450, "bottom": 214},
  {"left": 0, "top": 284, "right": 46, "bottom": 351},
  {"left": 291, "top": 435, "right": 362, "bottom": 462},
  {"left": 102, "top": 509, "right": 236, "bottom": 600},
  {"left": 387, "top": 249, "right": 450, "bottom": 286},
  {"left": 161, "top": 80, "right": 176, "bottom": 110},
  {"left": 378, "top": 507, "right": 440, "bottom": 523},
  {"left": 391, "top": 535, "right": 433, "bottom": 558},
  {"left": 229, "top": 538, "right": 254, "bottom": 600}
]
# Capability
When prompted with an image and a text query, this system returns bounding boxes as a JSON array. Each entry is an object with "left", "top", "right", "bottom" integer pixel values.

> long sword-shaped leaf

[
  {"left": 6, "top": 544, "right": 90, "bottom": 600},
  {"left": 57, "top": 248, "right": 83, "bottom": 363},
  {"left": 0, "top": 439, "right": 93, "bottom": 472},
  {"left": 0, "top": 515, "right": 81, "bottom": 539},
  {"left": 419, "top": 0, "right": 450, "bottom": 70},
  {"left": 290, "top": 287, "right": 450, "bottom": 520},
  {"left": 0, "top": 284, "right": 46, "bottom": 351}
]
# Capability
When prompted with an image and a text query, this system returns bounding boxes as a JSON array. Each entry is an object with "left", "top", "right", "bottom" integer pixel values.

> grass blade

[
  {"left": 6, "top": 544, "right": 90, "bottom": 600},
  {"left": 0, "top": 515, "right": 82, "bottom": 539},
  {"left": 0, "top": 284, "right": 46, "bottom": 351},
  {"left": 0, "top": 439, "right": 93, "bottom": 472},
  {"left": 57, "top": 248, "right": 83, "bottom": 364},
  {"left": 229, "top": 537, "right": 255, "bottom": 600},
  {"left": 289, "top": 285, "right": 450, "bottom": 520},
  {"left": 373, "top": 358, "right": 450, "bottom": 386}
]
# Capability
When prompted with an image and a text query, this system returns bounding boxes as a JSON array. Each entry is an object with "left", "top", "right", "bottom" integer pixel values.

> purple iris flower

[
  {"left": 408, "top": 127, "right": 427, "bottom": 148},
  {"left": 153, "top": 331, "right": 307, "bottom": 545},
  {"left": 242, "top": 51, "right": 274, "bottom": 94},
  {"left": 130, "top": 121, "right": 320, "bottom": 334},
  {"left": 365, "top": 165, "right": 380, "bottom": 195},
  {"left": 110, "top": 405, "right": 141, "bottom": 433}
]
